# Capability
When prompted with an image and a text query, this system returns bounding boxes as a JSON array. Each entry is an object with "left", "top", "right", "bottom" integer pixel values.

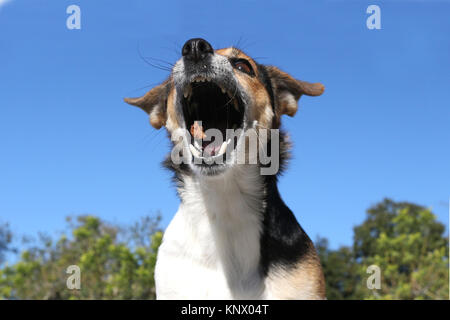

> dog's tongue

[{"left": 202, "top": 139, "right": 222, "bottom": 157}]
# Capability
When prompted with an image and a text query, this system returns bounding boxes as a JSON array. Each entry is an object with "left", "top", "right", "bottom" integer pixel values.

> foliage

[
  {"left": 318, "top": 198, "right": 449, "bottom": 300},
  {"left": 360, "top": 206, "right": 448, "bottom": 299},
  {"left": 1, "top": 198, "right": 448, "bottom": 300},
  {"left": 316, "top": 237, "right": 359, "bottom": 300},
  {"left": 0, "top": 222, "right": 14, "bottom": 266},
  {"left": 0, "top": 215, "right": 162, "bottom": 300}
]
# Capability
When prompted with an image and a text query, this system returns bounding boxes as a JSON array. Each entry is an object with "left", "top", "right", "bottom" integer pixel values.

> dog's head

[{"left": 125, "top": 38, "right": 324, "bottom": 176}]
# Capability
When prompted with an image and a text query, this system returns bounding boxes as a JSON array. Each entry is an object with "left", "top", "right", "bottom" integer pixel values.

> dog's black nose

[{"left": 182, "top": 38, "right": 213, "bottom": 63}]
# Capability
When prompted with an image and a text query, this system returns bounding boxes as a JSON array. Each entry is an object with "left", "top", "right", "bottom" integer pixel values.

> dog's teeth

[
  {"left": 218, "top": 141, "right": 228, "bottom": 156},
  {"left": 193, "top": 140, "right": 202, "bottom": 151},
  {"left": 189, "top": 144, "right": 201, "bottom": 158},
  {"left": 192, "top": 76, "right": 209, "bottom": 83},
  {"left": 221, "top": 87, "right": 226, "bottom": 94},
  {"left": 217, "top": 139, "right": 232, "bottom": 156},
  {"left": 183, "top": 87, "right": 190, "bottom": 98}
]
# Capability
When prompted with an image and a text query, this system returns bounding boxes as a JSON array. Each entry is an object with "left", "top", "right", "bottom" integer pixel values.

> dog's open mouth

[{"left": 181, "top": 77, "right": 244, "bottom": 160}]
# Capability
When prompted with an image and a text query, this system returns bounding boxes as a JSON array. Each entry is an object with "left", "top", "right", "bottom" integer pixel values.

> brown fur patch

[
  {"left": 124, "top": 79, "right": 173, "bottom": 130},
  {"left": 165, "top": 86, "right": 180, "bottom": 131},
  {"left": 215, "top": 47, "right": 233, "bottom": 57},
  {"left": 265, "top": 66, "right": 325, "bottom": 123},
  {"left": 216, "top": 48, "right": 274, "bottom": 130},
  {"left": 265, "top": 249, "right": 326, "bottom": 300},
  {"left": 236, "top": 72, "right": 274, "bottom": 130}
]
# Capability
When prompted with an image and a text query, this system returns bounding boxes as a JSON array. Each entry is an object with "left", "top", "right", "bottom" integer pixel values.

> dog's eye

[{"left": 231, "top": 59, "right": 254, "bottom": 76}]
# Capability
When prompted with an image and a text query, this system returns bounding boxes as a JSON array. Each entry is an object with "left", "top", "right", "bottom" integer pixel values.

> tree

[
  {"left": 316, "top": 237, "right": 359, "bottom": 300},
  {"left": 0, "top": 222, "right": 13, "bottom": 266},
  {"left": 320, "top": 198, "right": 449, "bottom": 300},
  {"left": 358, "top": 206, "right": 448, "bottom": 299},
  {"left": 1, "top": 199, "right": 448, "bottom": 300},
  {"left": 0, "top": 215, "right": 162, "bottom": 300},
  {"left": 353, "top": 198, "right": 427, "bottom": 260}
]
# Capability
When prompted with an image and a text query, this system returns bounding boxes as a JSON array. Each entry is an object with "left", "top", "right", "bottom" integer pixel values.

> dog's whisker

[
  {"left": 143, "top": 56, "right": 175, "bottom": 67},
  {"left": 137, "top": 43, "right": 174, "bottom": 72}
]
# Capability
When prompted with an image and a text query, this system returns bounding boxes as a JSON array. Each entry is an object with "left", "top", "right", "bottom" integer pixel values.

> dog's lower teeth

[
  {"left": 189, "top": 144, "right": 201, "bottom": 158},
  {"left": 193, "top": 140, "right": 202, "bottom": 151},
  {"left": 183, "top": 85, "right": 191, "bottom": 98},
  {"left": 218, "top": 139, "right": 230, "bottom": 155},
  {"left": 221, "top": 87, "right": 226, "bottom": 94},
  {"left": 192, "top": 77, "right": 204, "bottom": 83},
  {"left": 218, "top": 143, "right": 226, "bottom": 156},
  {"left": 190, "top": 139, "right": 230, "bottom": 159}
]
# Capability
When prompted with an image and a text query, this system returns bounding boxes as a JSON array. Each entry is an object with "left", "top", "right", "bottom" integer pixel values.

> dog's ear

[
  {"left": 124, "top": 80, "right": 171, "bottom": 129},
  {"left": 266, "top": 66, "right": 324, "bottom": 117}
]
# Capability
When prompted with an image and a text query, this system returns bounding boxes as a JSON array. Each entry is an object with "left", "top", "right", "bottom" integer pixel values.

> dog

[{"left": 125, "top": 38, "right": 326, "bottom": 299}]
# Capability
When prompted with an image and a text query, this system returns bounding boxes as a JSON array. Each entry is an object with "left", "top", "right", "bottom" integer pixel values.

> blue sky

[{"left": 0, "top": 0, "right": 449, "bottom": 257}]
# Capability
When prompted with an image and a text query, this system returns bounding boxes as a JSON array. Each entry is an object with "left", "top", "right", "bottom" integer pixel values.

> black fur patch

[{"left": 259, "top": 173, "right": 314, "bottom": 276}]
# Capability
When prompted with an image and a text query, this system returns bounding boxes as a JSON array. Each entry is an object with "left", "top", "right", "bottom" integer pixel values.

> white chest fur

[{"left": 154, "top": 166, "right": 268, "bottom": 299}]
